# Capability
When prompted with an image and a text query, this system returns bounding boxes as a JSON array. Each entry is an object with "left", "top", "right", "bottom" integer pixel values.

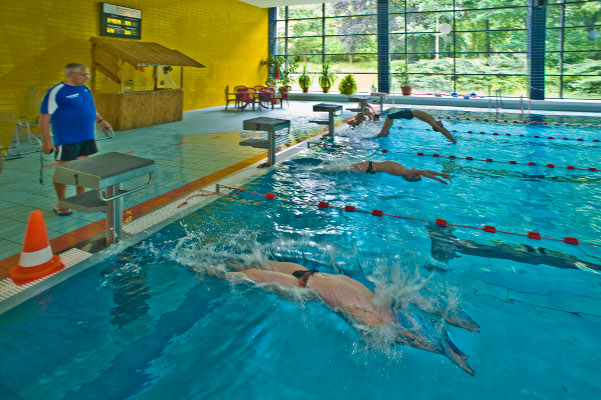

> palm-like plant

[{"left": 318, "top": 63, "right": 338, "bottom": 93}]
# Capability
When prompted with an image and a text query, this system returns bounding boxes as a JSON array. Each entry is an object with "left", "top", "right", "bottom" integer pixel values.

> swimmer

[
  {"left": 204, "top": 259, "right": 476, "bottom": 375},
  {"left": 347, "top": 105, "right": 380, "bottom": 128},
  {"left": 350, "top": 160, "right": 452, "bottom": 184},
  {"left": 377, "top": 109, "right": 456, "bottom": 143},
  {"left": 229, "top": 260, "right": 393, "bottom": 327}
]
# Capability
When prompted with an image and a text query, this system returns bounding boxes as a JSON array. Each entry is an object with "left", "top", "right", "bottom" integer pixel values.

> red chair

[
  {"left": 278, "top": 86, "right": 291, "bottom": 107},
  {"left": 259, "top": 87, "right": 277, "bottom": 110},
  {"left": 232, "top": 85, "right": 246, "bottom": 109},
  {"left": 237, "top": 87, "right": 256, "bottom": 111}
]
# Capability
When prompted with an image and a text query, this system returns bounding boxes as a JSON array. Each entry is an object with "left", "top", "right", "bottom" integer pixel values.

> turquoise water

[{"left": 1, "top": 112, "right": 600, "bottom": 399}]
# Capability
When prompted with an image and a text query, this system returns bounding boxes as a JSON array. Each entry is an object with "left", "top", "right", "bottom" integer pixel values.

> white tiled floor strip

[{"left": 0, "top": 248, "right": 92, "bottom": 304}]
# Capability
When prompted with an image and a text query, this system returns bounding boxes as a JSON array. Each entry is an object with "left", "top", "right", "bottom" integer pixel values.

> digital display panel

[{"left": 101, "top": 3, "right": 142, "bottom": 39}]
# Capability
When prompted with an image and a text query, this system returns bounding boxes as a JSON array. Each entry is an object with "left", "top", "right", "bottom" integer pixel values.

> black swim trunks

[
  {"left": 55, "top": 139, "right": 98, "bottom": 161},
  {"left": 292, "top": 270, "right": 317, "bottom": 288},
  {"left": 386, "top": 109, "right": 414, "bottom": 120},
  {"left": 365, "top": 161, "right": 377, "bottom": 174}
]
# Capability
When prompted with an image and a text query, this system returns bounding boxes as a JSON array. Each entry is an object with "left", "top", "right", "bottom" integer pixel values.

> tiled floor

[{"left": 0, "top": 100, "right": 355, "bottom": 275}]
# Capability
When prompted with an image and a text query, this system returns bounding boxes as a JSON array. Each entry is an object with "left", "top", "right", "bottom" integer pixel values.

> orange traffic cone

[{"left": 9, "top": 210, "right": 65, "bottom": 285}]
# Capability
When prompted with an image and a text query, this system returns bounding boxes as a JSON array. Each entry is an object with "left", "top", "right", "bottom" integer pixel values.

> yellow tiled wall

[{"left": 0, "top": 0, "right": 269, "bottom": 116}]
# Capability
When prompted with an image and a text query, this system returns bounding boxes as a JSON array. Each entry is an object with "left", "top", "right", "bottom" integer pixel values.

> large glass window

[{"left": 275, "top": 0, "right": 601, "bottom": 98}]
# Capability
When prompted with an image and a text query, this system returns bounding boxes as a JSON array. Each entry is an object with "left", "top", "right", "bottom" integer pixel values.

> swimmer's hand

[{"left": 417, "top": 170, "right": 452, "bottom": 184}]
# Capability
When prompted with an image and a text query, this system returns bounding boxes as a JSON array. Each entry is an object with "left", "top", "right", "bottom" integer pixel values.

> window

[{"left": 274, "top": 0, "right": 601, "bottom": 98}]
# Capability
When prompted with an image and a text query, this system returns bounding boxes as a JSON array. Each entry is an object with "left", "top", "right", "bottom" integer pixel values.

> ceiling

[{"left": 238, "top": 0, "right": 336, "bottom": 8}]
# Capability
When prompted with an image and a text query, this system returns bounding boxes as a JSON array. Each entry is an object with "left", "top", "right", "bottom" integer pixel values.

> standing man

[{"left": 40, "top": 63, "right": 112, "bottom": 216}]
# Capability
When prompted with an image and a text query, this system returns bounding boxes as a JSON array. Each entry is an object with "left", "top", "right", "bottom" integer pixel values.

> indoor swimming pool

[{"left": 1, "top": 110, "right": 600, "bottom": 399}]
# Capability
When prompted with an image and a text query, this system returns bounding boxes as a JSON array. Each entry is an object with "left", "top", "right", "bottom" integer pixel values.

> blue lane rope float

[{"left": 217, "top": 185, "right": 601, "bottom": 248}]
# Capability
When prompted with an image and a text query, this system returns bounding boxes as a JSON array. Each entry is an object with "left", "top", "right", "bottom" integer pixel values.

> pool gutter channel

[{"left": 0, "top": 132, "right": 320, "bottom": 315}]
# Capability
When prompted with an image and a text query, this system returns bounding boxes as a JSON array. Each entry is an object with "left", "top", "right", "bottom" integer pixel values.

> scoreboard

[{"left": 101, "top": 3, "right": 142, "bottom": 39}]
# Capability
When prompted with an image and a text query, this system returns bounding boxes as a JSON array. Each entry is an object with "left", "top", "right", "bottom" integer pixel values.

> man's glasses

[{"left": 75, "top": 73, "right": 91, "bottom": 77}]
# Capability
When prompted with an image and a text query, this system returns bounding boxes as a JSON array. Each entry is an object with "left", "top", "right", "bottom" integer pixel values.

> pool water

[{"left": 1, "top": 111, "right": 600, "bottom": 399}]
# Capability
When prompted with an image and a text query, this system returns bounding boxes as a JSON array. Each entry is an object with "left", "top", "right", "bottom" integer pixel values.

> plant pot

[
  {"left": 322, "top": 87, "right": 330, "bottom": 93},
  {"left": 401, "top": 85, "right": 413, "bottom": 96},
  {"left": 302, "top": 87, "right": 309, "bottom": 93}
]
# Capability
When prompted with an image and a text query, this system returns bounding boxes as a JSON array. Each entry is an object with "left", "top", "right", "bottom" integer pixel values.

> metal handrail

[{"left": 98, "top": 173, "right": 153, "bottom": 202}]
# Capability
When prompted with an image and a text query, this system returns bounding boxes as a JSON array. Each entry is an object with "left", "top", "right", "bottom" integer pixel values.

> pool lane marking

[
  {"left": 422, "top": 128, "right": 601, "bottom": 144},
  {"left": 437, "top": 116, "right": 601, "bottom": 128},
  {"left": 309, "top": 142, "right": 600, "bottom": 173},
  {"left": 219, "top": 185, "right": 601, "bottom": 248}
]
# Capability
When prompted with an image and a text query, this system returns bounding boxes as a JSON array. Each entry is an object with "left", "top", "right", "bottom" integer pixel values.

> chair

[
  {"left": 237, "top": 87, "right": 256, "bottom": 111},
  {"left": 233, "top": 85, "right": 247, "bottom": 109},
  {"left": 278, "top": 86, "right": 291, "bottom": 107},
  {"left": 259, "top": 87, "right": 277, "bottom": 110},
  {"left": 224, "top": 85, "right": 238, "bottom": 110},
  {"left": 95, "top": 122, "right": 115, "bottom": 140},
  {"left": 0, "top": 113, "right": 15, "bottom": 158},
  {"left": 0, "top": 112, "right": 41, "bottom": 157},
  {"left": 12, "top": 87, "right": 42, "bottom": 155}
]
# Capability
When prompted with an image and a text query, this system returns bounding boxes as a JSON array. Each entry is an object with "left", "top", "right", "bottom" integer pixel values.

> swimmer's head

[{"left": 402, "top": 174, "right": 422, "bottom": 183}]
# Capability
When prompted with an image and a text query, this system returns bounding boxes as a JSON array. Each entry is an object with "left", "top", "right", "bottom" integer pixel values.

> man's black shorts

[
  {"left": 55, "top": 139, "right": 98, "bottom": 161},
  {"left": 387, "top": 109, "right": 414, "bottom": 120}
]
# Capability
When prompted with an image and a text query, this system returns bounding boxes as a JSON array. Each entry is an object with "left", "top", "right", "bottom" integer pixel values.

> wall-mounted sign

[{"left": 101, "top": 3, "right": 142, "bottom": 39}]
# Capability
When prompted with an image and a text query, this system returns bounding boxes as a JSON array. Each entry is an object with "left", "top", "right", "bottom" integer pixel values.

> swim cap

[{"left": 402, "top": 174, "right": 422, "bottom": 182}]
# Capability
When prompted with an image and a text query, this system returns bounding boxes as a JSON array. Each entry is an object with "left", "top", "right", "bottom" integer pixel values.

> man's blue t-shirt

[{"left": 40, "top": 83, "right": 97, "bottom": 145}]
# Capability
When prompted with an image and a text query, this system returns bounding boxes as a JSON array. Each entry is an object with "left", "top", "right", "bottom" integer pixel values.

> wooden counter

[{"left": 94, "top": 89, "right": 183, "bottom": 131}]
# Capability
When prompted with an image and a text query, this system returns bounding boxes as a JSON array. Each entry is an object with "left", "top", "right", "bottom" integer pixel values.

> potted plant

[
  {"left": 338, "top": 74, "right": 357, "bottom": 96},
  {"left": 319, "top": 63, "right": 338, "bottom": 93},
  {"left": 395, "top": 63, "right": 412, "bottom": 96},
  {"left": 298, "top": 65, "right": 312, "bottom": 93},
  {"left": 280, "top": 60, "right": 299, "bottom": 87},
  {"left": 370, "top": 77, "right": 378, "bottom": 94}
]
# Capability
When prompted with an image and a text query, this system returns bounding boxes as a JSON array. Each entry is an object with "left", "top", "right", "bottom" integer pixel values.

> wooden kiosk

[{"left": 90, "top": 37, "right": 204, "bottom": 131}]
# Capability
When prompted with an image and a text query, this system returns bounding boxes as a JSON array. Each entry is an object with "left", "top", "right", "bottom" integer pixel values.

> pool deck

[{"left": 0, "top": 100, "right": 357, "bottom": 278}]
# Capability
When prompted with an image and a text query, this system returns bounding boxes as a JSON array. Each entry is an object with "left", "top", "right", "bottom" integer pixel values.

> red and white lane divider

[
  {"left": 308, "top": 142, "right": 600, "bottom": 173},
  {"left": 437, "top": 115, "right": 601, "bottom": 128},
  {"left": 216, "top": 185, "right": 600, "bottom": 248},
  {"left": 421, "top": 127, "right": 601, "bottom": 144}
]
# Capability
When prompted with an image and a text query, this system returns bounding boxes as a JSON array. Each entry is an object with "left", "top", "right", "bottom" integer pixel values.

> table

[{"left": 229, "top": 91, "right": 283, "bottom": 111}]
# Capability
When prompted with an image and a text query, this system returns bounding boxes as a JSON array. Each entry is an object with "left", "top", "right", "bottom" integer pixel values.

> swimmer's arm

[
  {"left": 414, "top": 169, "right": 452, "bottom": 184},
  {"left": 434, "top": 125, "right": 456, "bottom": 143},
  {"left": 231, "top": 268, "right": 298, "bottom": 287},
  {"left": 202, "top": 267, "right": 297, "bottom": 287},
  {"left": 341, "top": 305, "right": 389, "bottom": 327}
]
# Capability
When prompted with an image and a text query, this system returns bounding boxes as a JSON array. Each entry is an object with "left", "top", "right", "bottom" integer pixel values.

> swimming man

[
  {"left": 205, "top": 259, "right": 476, "bottom": 374},
  {"left": 377, "top": 109, "right": 456, "bottom": 143},
  {"left": 350, "top": 160, "right": 452, "bottom": 184}
]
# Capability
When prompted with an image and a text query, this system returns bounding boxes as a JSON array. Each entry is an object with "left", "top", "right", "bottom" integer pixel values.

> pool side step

[{"left": 0, "top": 248, "right": 92, "bottom": 308}]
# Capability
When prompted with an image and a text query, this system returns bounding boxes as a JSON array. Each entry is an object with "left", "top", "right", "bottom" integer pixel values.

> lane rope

[
  {"left": 420, "top": 127, "right": 601, "bottom": 144},
  {"left": 218, "top": 185, "right": 601, "bottom": 248},
  {"left": 437, "top": 115, "right": 601, "bottom": 128},
  {"left": 308, "top": 142, "right": 600, "bottom": 173}
]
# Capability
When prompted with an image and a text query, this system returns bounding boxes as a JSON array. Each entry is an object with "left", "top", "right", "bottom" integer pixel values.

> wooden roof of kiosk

[{"left": 90, "top": 37, "right": 205, "bottom": 131}]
